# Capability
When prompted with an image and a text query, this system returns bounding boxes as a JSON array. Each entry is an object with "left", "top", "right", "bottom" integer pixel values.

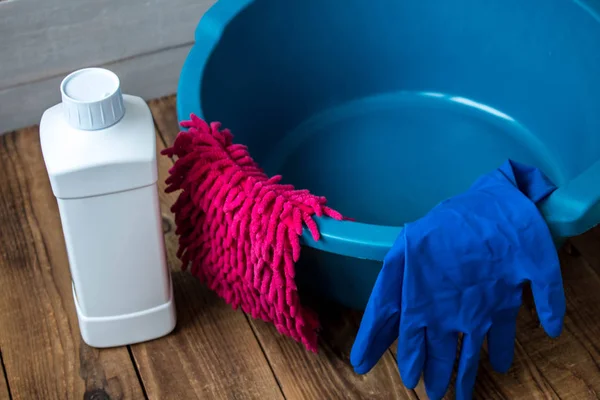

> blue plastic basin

[{"left": 177, "top": 0, "right": 600, "bottom": 309}]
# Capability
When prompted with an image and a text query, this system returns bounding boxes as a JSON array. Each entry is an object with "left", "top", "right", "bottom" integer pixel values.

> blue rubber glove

[{"left": 350, "top": 160, "right": 565, "bottom": 400}]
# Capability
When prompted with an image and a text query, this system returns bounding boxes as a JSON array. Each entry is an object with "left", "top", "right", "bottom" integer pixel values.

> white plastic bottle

[{"left": 40, "top": 67, "right": 176, "bottom": 348}]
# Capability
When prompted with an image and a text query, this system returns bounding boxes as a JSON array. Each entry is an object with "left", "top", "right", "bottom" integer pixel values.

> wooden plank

[
  {"left": 127, "top": 98, "right": 283, "bottom": 400},
  {"left": 0, "top": 129, "right": 146, "bottom": 400},
  {"left": 0, "top": 44, "right": 192, "bottom": 135},
  {"left": 152, "top": 96, "right": 419, "bottom": 400},
  {"left": 149, "top": 96, "right": 181, "bottom": 143},
  {"left": 250, "top": 301, "right": 418, "bottom": 400},
  {"left": 0, "top": 351, "right": 10, "bottom": 400},
  {"left": 0, "top": 0, "right": 214, "bottom": 89},
  {"left": 537, "top": 246, "right": 600, "bottom": 396}
]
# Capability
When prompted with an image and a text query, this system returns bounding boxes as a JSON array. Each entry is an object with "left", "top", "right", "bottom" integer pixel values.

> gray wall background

[{"left": 0, "top": 0, "right": 215, "bottom": 134}]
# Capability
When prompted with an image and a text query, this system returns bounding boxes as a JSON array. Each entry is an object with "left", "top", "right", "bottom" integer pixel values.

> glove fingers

[
  {"left": 351, "top": 307, "right": 400, "bottom": 374},
  {"left": 398, "top": 320, "right": 426, "bottom": 389},
  {"left": 423, "top": 330, "right": 458, "bottom": 400},
  {"left": 487, "top": 311, "right": 518, "bottom": 373},
  {"left": 531, "top": 276, "right": 566, "bottom": 338},
  {"left": 351, "top": 234, "right": 406, "bottom": 374},
  {"left": 455, "top": 332, "right": 485, "bottom": 400}
]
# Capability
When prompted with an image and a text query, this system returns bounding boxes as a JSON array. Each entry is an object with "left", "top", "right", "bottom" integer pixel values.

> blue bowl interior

[{"left": 200, "top": 0, "right": 600, "bottom": 227}]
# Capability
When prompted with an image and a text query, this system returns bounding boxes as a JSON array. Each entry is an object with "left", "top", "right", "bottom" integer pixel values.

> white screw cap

[{"left": 60, "top": 68, "right": 125, "bottom": 130}]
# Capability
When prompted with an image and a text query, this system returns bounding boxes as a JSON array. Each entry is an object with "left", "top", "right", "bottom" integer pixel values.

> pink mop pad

[{"left": 162, "top": 115, "right": 343, "bottom": 351}]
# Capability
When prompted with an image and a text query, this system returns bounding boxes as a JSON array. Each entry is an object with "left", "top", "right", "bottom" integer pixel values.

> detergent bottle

[{"left": 39, "top": 67, "right": 176, "bottom": 347}]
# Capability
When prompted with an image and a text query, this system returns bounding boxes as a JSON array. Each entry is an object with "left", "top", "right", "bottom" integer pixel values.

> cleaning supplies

[
  {"left": 40, "top": 67, "right": 176, "bottom": 347},
  {"left": 351, "top": 160, "right": 565, "bottom": 400},
  {"left": 162, "top": 115, "right": 343, "bottom": 351}
]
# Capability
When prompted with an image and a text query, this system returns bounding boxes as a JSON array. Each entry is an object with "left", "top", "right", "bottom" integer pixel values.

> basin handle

[
  {"left": 540, "top": 159, "right": 600, "bottom": 239},
  {"left": 301, "top": 217, "right": 402, "bottom": 262}
]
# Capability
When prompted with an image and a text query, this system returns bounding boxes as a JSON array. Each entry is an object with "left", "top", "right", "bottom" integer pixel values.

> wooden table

[{"left": 1, "top": 95, "right": 599, "bottom": 400}]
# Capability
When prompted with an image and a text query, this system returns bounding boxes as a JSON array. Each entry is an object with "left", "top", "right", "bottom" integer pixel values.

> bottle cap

[{"left": 60, "top": 68, "right": 125, "bottom": 130}]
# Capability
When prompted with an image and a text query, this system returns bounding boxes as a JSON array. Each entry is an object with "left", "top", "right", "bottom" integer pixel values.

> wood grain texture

[
  {"left": 0, "top": 44, "right": 192, "bottom": 134},
  {"left": 250, "top": 301, "right": 418, "bottom": 400},
  {"left": 0, "top": 129, "right": 145, "bottom": 400},
  {"left": 0, "top": 352, "right": 10, "bottom": 400},
  {"left": 126, "top": 97, "right": 283, "bottom": 400},
  {"left": 0, "top": 0, "right": 214, "bottom": 89},
  {"left": 536, "top": 247, "right": 600, "bottom": 398}
]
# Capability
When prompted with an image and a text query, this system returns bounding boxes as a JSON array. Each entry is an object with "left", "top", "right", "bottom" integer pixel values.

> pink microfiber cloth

[{"left": 161, "top": 115, "right": 343, "bottom": 351}]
